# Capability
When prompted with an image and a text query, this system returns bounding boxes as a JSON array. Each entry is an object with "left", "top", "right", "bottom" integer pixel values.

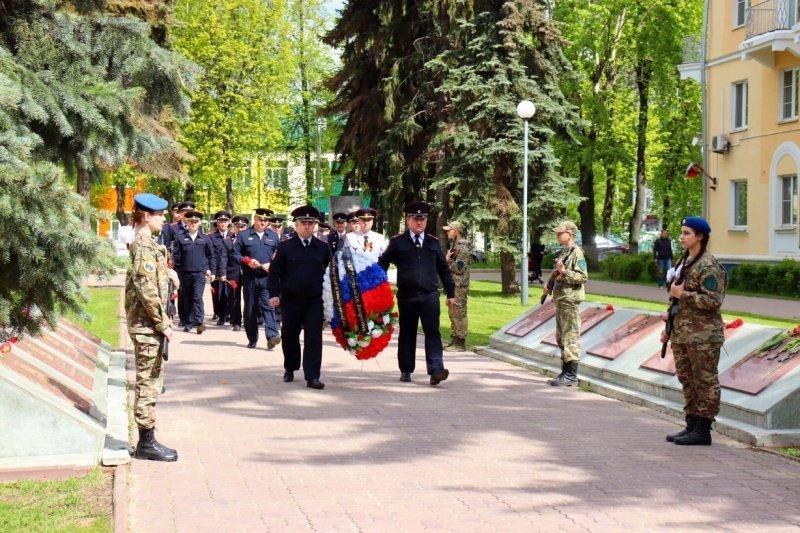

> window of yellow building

[
  {"left": 735, "top": 0, "right": 750, "bottom": 28},
  {"left": 733, "top": 80, "right": 749, "bottom": 130},
  {"left": 732, "top": 180, "right": 749, "bottom": 229},
  {"left": 780, "top": 68, "right": 799, "bottom": 121},
  {"left": 780, "top": 174, "right": 798, "bottom": 226}
]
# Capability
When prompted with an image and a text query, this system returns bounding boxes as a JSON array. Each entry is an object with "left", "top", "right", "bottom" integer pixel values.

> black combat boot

[
  {"left": 134, "top": 427, "right": 178, "bottom": 461},
  {"left": 548, "top": 361, "right": 578, "bottom": 386},
  {"left": 666, "top": 414, "right": 698, "bottom": 442},
  {"left": 450, "top": 337, "right": 466, "bottom": 352},
  {"left": 674, "top": 416, "right": 712, "bottom": 446}
]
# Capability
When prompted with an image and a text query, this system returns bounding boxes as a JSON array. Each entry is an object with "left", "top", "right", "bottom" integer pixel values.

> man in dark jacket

[
  {"left": 653, "top": 230, "right": 674, "bottom": 289},
  {"left": 378, "top": 201, "right": 456, "bottom": 386},
  {"left": 268, "top": 206, "right": 331, "bottom": 389}
]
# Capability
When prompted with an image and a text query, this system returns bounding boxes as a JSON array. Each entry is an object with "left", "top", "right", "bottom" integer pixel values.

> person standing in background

[
  {"left": 653, "top": 229, "right": 674, "bottom": 289},
  {"left": 444, "top": 221, "right": 471, "bottom": 352}
]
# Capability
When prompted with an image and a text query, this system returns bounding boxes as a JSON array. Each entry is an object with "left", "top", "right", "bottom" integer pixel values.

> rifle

[
  {"left": 540, "top": 247, "right": 576, "bottom": 305},
  {"left": 661, "top": 260, "right": 687, "bottom": 358},
  {"left": 162, "top": 278, "right": 177, "bottom": 361}
]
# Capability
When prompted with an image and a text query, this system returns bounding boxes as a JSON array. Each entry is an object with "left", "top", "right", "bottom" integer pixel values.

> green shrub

[
  {"left": 542, "top": 253, "right": 556, "bottom": 270},
  {"left": 602, "top": 254, "right": 644, "bottom": 281},
  {"left": 637, "top": 253, "right": 658, "bottom": 282},
  {"left": 728, "top": 260, "right": 800, "bottom": 296}
]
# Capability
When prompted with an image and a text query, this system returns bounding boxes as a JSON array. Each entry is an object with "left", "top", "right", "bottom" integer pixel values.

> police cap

[
  {"left": 403, "top": 201, "right": 430, "bottom": 217},
  {"left": 270, "top": 215, "right": 285, "bottom": 224},
  {"left": 291, "top": 205, "right": 321, "bottom": 222},
  {"left": 347, "top": 211, "right": 360, "bottom": 222},
  {"left": 254, "top": 208, "right": 273, "bottom": 219},
  {"left": 231, "top": 215, "right": 249, "bottom": 226},
  {"left": 681, "top": 216, "right": 711, "bottom": 235},
  {"left": 133, "top": 193, "right": 168, "bottom": 213},
  {"left": 178, "top": 201, "right": 196, "bottom": 212},
  {"left": 357, "top": 207, "right": 378, "bottom": 219},
  {"left": 214, "top": 210, "right": 231, "bottom": 221},
  {"left": 332, "top": 212, "right": 348, "bottom": 223},
  {"left": 183, "top": 211, "right": 203, "bottom": 222}
]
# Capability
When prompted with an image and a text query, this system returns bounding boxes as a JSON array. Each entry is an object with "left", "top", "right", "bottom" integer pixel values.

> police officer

[
  {"left": 270, "top": 215, "right": 290, "bottom": 241},
  {"left": 233, "top": 208, "right": 282, "bottom": 349},
  {"left": 543, "top": 221, "right": 588, "bottom": 386},
  {"left": 347, "top": 211, "right": 361, "bottom": 234},
  {"left": 660, "top": 216, "right": 727, "bottom": 446},
  {"left": 225, "top": 215, "right": 248, "bottom": 331},
  {"left": 348, "top": 207, "right": 385, "bottom": 261},
  {"left": 210, "top": 211, "right": 232, "bottom": 325},
  {"left": 444, "top": 221, "right": 471, "bottom": 352},
  {"left": 125, "top": 193, "right": 177, "bottom": 461},
  {"left": 327, "top": 212, "right": 349, "bottom": 253},
  {"left": 378, "top": 202, "right": 456, "bottom": 386},
  {"left": 268, "top": 206, "right": 331, "bottom": 389},
  {"left": 172, "top": 210, "right": 216, "bottom": 334},
  {"left": 169, "top": 201, "right": 194, "bottom": 327}
]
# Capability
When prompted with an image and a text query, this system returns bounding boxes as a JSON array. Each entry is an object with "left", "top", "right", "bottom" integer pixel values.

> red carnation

[
  {"left": 243, "top": 256, "right": 252, "bottom": 265},
  {"left": 229, "top": 280, "right": 238, "bottom": 290},
  {"left": 606, "top": 305, "right": 614, "bottom": 311}
]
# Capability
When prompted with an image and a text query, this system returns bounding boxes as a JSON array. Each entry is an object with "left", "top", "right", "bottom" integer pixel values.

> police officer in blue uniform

[
  {"left": 268, "top": 206, "right": 331, "bottom": 389},
  {"left": 327, "top": 212, "right": 349, "bottom": 253},
  {"left": 225, "top": 215, "right": 248, "bottom": 331},
  {"left": 167, "top": 201, "right": 194, "bottom": 327},
  {"left": 172, "top": 210, "right": 217, "bottom": 334},
  {"left": 232, "top": 208, "right": 282, "bottom": 349},
  {"left": 209, "top": 211, "right": 233, "bottom": 325},
  {"left": 378, "top": 201, "right": 456, "bottom": 386}
]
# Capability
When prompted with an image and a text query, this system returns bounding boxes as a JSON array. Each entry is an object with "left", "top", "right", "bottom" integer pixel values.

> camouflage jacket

[
  {"left": 447, "top": 238, "right": 471, "bottom": 291},
  {"left": 552, "top": 245, "right": 588, "bottom": 304},
  {"left": 125, "top": 229, "right": 171, "bottom": 335},
  {"left": 672, "top": 252, "right": 727, "bottom": 345}
]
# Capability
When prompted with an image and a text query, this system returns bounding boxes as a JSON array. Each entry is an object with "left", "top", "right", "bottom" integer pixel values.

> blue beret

[
  {"left": 681, "top": 216, "right": 711, "bottom": 235},
  {"left": 134, "top": 193, "right": 168, "bottom": 212},
  {"left": 291, "top": 205, "right": 321, "bottom": 221}
]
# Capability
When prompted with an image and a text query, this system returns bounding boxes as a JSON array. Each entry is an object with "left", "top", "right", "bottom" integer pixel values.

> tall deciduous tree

[{"left": 173, "top": 0, "right": 293, "bottom": 212}]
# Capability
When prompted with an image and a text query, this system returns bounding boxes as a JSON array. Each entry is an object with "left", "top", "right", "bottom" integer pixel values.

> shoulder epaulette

[
  {"left": 391, "top": 233, "right": 405, "bottom": 240},
  {"left": 426, "top": 233, "right": 439, "bottom": 241}
]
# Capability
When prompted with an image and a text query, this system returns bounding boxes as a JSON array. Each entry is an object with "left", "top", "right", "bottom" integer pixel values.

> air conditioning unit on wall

[{"left": 711, "top": 134, "right": 729, "bottom": 154}]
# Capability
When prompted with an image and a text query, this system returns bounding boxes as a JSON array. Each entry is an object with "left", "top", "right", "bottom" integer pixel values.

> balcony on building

[
  {"left": 678, "top": 34, "right": 702, "bottom": 82},
  {"left": 739, "top": 0, "right": 800, "bottom": 66}
]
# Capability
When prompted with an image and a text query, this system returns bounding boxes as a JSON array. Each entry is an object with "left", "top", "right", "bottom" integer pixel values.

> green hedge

[
  {"left": 602, "top": 253, "right": 662, "bottom": 282},
  {"left": 729, "top": 260, "right": 800, "bottom": 297}
]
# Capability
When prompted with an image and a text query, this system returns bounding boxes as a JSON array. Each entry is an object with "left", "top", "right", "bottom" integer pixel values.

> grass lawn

[
  {"left": 439, "top": 280, "right": 797, "bottom": 348},
  {"left": 67, "top": 288, "right": 122, "bottom": 348},
  {"left": 0, "top": 468, "right": 112, "bottom": 532},
  {"left": 782, "top": 448, "right": 800, "bottom": 458}
]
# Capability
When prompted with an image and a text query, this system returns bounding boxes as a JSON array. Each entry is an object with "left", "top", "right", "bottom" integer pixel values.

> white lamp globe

[{"left": 517, "top": 100, "right": 536, "bottom": 119}]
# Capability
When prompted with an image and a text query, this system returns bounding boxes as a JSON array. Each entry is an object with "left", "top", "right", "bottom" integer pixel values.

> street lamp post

[
  {"left": 315, "top": 118, "right": 326, "bottom": 210},
  {"left": 517, "top": 100, "right": 536, "bottom": 306}
]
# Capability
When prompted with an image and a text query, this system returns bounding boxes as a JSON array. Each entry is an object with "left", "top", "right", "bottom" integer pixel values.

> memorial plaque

[
  {"left": 505, "top": 301, "right": 557, "bottom": 337},
  {"left": 541, "top": 306, "right": 615, "bottom": 346},
  {"left": 641, "top": 327, "right": 742, "bottom": 375},
  {"left": 587, "top": 314, "right": 664, "bottom": 360},
  {"left": 720, "top": 336, "right": 800, "bottom": 395}
]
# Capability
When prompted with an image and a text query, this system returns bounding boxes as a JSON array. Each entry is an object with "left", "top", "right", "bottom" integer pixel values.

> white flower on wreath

[
  {"left": 358, "top": 339, "right": 371, "bottom": 348},
  {"left": 367, "top": 320, "right": 375, "bottom": 330},
  {"left": 347, "top": 337, "right": 357, "bottom": 347},
  {"left": 370, "top": 329, "right": 382, "bottom": 338}
]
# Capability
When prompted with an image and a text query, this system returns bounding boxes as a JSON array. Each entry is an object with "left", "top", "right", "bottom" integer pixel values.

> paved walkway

[
  {"left": 126, "top": 293, "right": 800, "bottom": 532},
  {"left": 472, "top": 270, "right": 800, "bottom": 321}
]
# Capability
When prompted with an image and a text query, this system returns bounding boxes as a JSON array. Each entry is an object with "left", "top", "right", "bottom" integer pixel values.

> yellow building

[{"left": 681, "top": 0, "right": 800, "bottom": 263}]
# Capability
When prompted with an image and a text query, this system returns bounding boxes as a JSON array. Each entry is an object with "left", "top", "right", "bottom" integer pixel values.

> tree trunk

[
  {"left": 77, "top": 165, "right": 91, "bottom": 230},
  {"left": 499, "top": 251, "right": 519, "bottom": 294},
  {"left": 435, "top": 187, "right": 448, "bottom": 242},
  {"left": 629, "top": 60, "right": 652, "bottom": 256},
  {"left": 226, "top": 177, "right": 235, "bottom": 213},
  {"left": 185, "top": 183, "right": 195, "bottom": 203},
  {"left": 577, "top": 140, "right": 598, "bottom": 261},
  {"left": 115, "top": 182, "right": 128, "bottom": 225},
  {"left": 602, "top": 173, "right": 615, "bottom": 238}
]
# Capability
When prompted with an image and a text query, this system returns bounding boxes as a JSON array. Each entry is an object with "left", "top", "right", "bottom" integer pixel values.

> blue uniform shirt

[
  {"left": 232, "top": 227, "right": 281, "bottom": 278},
  {"left": 173, "top": 231, "right": 216, "bottom": 273}
]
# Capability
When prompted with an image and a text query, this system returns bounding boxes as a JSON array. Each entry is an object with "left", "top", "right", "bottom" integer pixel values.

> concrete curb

[{"left": 113, "top": 464, "right": 128, "bottom": 533}]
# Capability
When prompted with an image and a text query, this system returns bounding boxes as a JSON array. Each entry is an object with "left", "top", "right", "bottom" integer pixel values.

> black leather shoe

[
  {"left": 283, "top": 371, "right": 294, "bottom": 382},
  {"left": 247, "top": 341, "right": 256, "bottom": 349},
  {"left": 196, "top": 324, "right": 206, "bottom": 334},
  {"left": 183, "top": 325, "right": 190, "bottom": 333},
  {"left": 430, "top": 369, "right": 449, "bottom": 386},
  {"left": 400, "top": 372, "right": 411, "bottom": 382},
  {"left": 307, "top": 379, "right": 325, "bottom": 389},
  {"left": 232, "top": 325, "right": 241, "bottom": 332},
  {"left": 216, "top": 319, "right": 225, "bottom": 326}
]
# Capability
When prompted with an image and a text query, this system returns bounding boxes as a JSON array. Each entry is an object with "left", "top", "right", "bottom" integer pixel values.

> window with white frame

[
  {"left": 780, "top": 68, "right": 799, "bottom": 121},
  {"left": 732, "top": 81, "right": 748, "bottom": 130},
  {"left": 731, "top": 180, "right": 748, "bottom": 228},
  {"left": 780, "top": 174, "right": 798, "bottom": 226},
  {"left": 734, "top": 0, "right": 749, "bottom": 27}
]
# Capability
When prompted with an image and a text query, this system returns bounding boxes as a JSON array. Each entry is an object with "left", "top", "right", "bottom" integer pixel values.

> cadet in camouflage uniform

[
  {"left": 661, "top": 216, "right": 727, "bottom": 446},
  {"left": 444, "top": 221, "right": 471, "bottom": 352},
  {"left": 543, "top": 221, "right": 588, "bottom": 386},
  {"left": 125, "top": 193, "right": 178, "bottom": 462}
]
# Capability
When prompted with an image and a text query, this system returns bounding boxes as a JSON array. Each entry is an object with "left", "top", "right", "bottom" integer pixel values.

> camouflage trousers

[
  {"left": 555, "top": 300, "right": 581, "bottom": 363},
  {"left": 448, "top": 292, "right": 468, "bottom": 339},
  {"left": 133, "top": 334, "right": 164, "bottom": 429},
  {"left": 672, "top": 342, "right": 722, "bottom": 419}
]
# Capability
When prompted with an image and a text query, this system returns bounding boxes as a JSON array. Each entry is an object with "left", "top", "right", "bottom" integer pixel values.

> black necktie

[
  {"left": 414, "top": 234, "right": 421, "bottom": 248},
  {"left": 303, "top": 239, "right": 309, "bottom": 247}
]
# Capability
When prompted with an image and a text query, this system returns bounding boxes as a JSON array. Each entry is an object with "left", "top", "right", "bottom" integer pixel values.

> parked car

[
  {"left": 545, "top": 233, "right": 628, "bottom": 260},
  {"left": 470, "top": 249, "right": 487, "bottom": 263}
]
